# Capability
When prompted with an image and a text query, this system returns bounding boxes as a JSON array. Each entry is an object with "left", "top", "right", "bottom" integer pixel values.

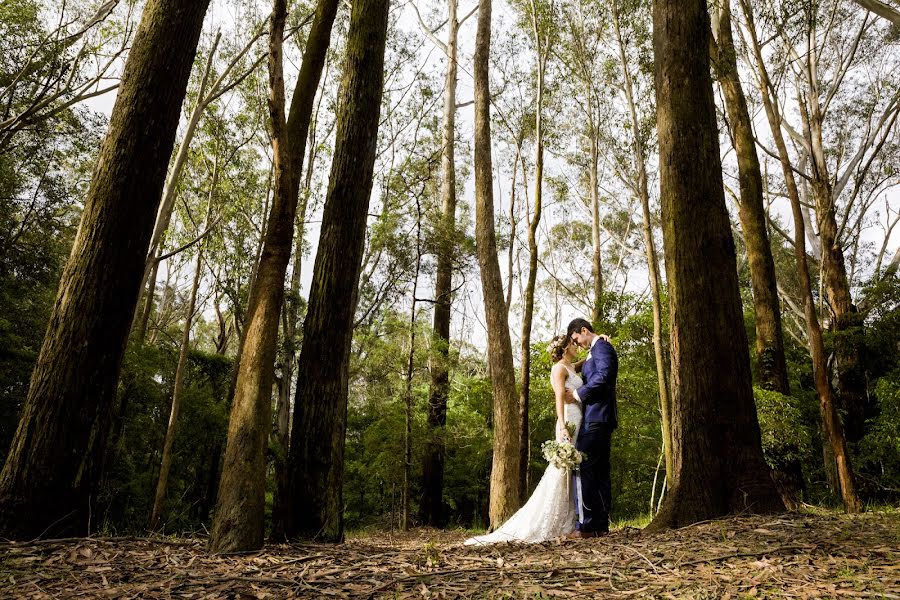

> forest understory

[{"left": 2, "top": 510, "right": 898, "bottom": 599}]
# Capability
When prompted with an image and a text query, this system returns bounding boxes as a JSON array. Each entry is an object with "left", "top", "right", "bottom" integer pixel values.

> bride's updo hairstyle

[{"left": 546, "top": 334, "right": 568, "bottom": 362}]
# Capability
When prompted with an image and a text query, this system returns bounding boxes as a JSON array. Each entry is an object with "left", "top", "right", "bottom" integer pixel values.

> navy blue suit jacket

[{"left": 577, "top": 338, "right": 618, "bottom": 428}]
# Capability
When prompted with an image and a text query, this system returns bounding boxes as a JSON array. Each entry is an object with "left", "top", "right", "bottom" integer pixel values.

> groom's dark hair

[{"left": 566, "top": 318, "right": 594, "bottom": 338}]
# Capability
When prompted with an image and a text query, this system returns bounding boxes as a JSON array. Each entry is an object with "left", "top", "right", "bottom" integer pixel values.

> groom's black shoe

[{"left": 566, "top": 529, "right": 608, "bottom": 539}]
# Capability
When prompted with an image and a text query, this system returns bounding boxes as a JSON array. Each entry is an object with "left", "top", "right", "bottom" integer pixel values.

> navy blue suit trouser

[{"left": 576, "top": 421, "right": 612, "bottom": 532}]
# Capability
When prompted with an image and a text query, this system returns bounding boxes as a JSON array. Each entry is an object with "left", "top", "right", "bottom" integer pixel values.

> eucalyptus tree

[
  {"left": 473, "top": 0, "right": 521, "bottom": 528},
  {"left": 744, "top": 0, "right": 900, "bottom": 444},
  {"left": 647, "top": 0, "right": 783, "bottom": 530},
  {"left": 0, "top": 0, "right": 212, "bottom": 539},
  {"left": 0, "top": 0, "right": 131, "bottom": 152},
  {"left": 740, "top": 0, "right": 863, "bottom": 513},
  {"left": 211, "top": 0, "right": 340, "bottom": 552},
  {"left": 412, "top": 0, "right": 478, "bottom": 528},
  {"left": 286, "top": 0, "right": 390, "bottom": 542}
]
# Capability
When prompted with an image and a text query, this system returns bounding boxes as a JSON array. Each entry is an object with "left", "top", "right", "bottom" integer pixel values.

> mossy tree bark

[
  {"left": 285, "top": 0, "right": 390, "bottom": 542},
  {"left": 0, "top": 0, "right": 211, "bottom": 540}
]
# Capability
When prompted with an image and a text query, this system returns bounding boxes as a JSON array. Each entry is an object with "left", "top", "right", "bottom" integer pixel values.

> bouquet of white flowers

[{"left": 541, "top": 439, "right": 586, "bottom": 471}]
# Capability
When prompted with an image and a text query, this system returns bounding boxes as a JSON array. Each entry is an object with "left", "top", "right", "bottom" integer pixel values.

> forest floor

[{"left": 1, "top": 509, "right": 898, "bottom": 598}]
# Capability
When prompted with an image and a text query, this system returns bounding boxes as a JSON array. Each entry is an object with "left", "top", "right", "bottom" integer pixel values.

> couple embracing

[{"left": 465, "top": 318, "right": 619, "bottom": 545}]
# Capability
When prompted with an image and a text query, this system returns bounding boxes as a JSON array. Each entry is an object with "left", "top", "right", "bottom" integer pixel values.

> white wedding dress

[{"left": 465, "top": 366, "right": 583, "bottom": 545}]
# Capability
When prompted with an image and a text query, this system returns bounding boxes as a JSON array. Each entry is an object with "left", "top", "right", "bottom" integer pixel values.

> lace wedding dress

[{"left": 464, "top": 366, "right": 583, "bottom": 545}]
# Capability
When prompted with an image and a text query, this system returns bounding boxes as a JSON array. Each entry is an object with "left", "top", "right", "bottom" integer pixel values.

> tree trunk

[
  {"left": 646, "top": 0, "right": 783, "bottom": 531},
  {"left": 149, "top": 198, "right": 212, "bottom": 531},
  {"left": 589, "top": 127, "right": 604, "bottom": 327},
  {"left": 285, "top": 0, "right": 389, "bottom": 542},
  {"left": 271, "top": 52, "right": 328, "bottom": 544},
  {"left": 0, "top": 0, "right": 211, "bottom": 540},
  {"left": 402, "top": 201, "right": 423, "bottom": 532},
  {"left": 421, "top": 0, "right": 460, "bottom": 528},
  {"left": 742, "top": 0, "right": 862, "bottom": 513},
  {"left": 136, "top": 242, "right": 164, "bottom": 345},
  {"left": 709, "top": 0, "right": 800, "bottom": 506},
  {"left": 209, "top": 0, "right": 338, "bottom": 553},
  {"left": 518, "top": 8, "right": 548, "bottom": 503},
  {"left": 473, "top": 0, "right": 521, "bottom": 529},
  {"left": 611, "top": 0, "right": 672, "bottom": 483},
  {"left": 710, "top": 1, "right": 790, "bottom": 397}
]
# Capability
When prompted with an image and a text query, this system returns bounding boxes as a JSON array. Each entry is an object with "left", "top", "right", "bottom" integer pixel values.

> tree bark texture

[
  {"left": 421, "top": 0, "right": 460, "bottom": 527},
  {"left": 647, "top": 0, "right": 784, "bottom": 530},
  {"left": 473, "top": 0, "right": 522, "bottom": 529},
  {"left": 286, "top": 0, "right": 390, "bottom": 542},
  {"left": 209, "top": 0, "right": 338, "bottom": 553},
  {"left": 742, "top": 0, "right": 862, "bottom": 513},
  {"left": 0, "top": 0, "right": 211, "bottom": 540},
  {"left": 710, "top": 1, "right": 790, "bottom": 397}
]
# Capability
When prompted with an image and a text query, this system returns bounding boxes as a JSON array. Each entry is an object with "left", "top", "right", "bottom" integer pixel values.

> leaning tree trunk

[
  {"left": 710, "top": 0, "right": 799, "bottom": 508},
  {"left": 421, "top": 0, "right": 460, "bottom": 528},
  {"left": 0, "top": 0, "right": 211, "bottom": 540},
  {"left": 646, "top": 0, "right": 784, "bottom": 531},
  {"left": 611, "top": 0, "right": 672, "bottom": 483},
  {"left": 209, "top": 0, "right": 338, "bottom": 553},
  {"left": 742, "top": 0, "right": 862, "bottom": 513},
  {"left": 710, "top": 0, "right": 790, "bottom": 397},
  {"left": 285, "top": 0, "right": 390, "bottom": 542},
  {"left": 473, "top": 0, "right": 522, "bottom": 529}
]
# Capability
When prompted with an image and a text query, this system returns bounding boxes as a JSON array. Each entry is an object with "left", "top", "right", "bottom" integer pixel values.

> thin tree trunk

[
  {"left": 136, "top": 242, "right": 164, "bottom": 345},
  {"left": 403, "top": 199, "right": 423, "bottom": 532},
  {"left": 518, "top": 4, "right": 549, "bottom": 503},
  {"left": 646, "top": 0, "right": 783, "bottom": 531},
  {"left": 270, "top": 53, "right": 328, "bottom": 544},
  {"left": 0, "top": 0, "right": 211, "bottom": 540},
  {"left": 210, "top": 0, "right": 339, "bottom": 553},
  {"left": 742, "top": 0, "right": 862, "bottom": 513},
  {"left": 473, "top": 0, "right": 521, "bottom": 529},
  {"left": 611, "top": 0, "right": 672, "bottom": 484},
  {"left": 149, "top": 192, "right": 214, "bottom": 531},
  {"left": 421, "top": 0, "right": 460, "bottom": 527},
  {"left": 709, "top": 0, "right": 801, "bottom": 507},
  {"left": 286, "top": 0, "right": 390, "bottom": 542}
]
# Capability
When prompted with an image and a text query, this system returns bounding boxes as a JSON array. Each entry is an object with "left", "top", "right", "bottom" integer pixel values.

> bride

[{"left": 465, "top": 334, "right": 583, "bottom": 545}]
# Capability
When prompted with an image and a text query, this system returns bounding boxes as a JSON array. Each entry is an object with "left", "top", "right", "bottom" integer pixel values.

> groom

[{"left": 565, "top": 318, "right": 618, "bottom": 538}]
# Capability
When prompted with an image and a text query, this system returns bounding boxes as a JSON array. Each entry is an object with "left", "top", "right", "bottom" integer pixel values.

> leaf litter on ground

[{"left": 0, "top": 511, "right": 898, "bottom": 598}]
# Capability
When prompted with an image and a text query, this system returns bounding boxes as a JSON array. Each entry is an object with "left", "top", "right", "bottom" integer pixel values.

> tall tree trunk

[
  {"left": 0, "top": 0, "right": 211, "bottom": 540},
  {"left": 271, "top": 55, "right": 328, "bottom": 544},
  {"left": 518, "top": 7, "right": 548, "bottom": 503},
  {"left": 403, "top": 200, "right": 423, "bottom": 531},
  {"left": 803, "top": 112, "right": 866, "bottom": 445},
  {"left": 611, "top": 0, "right": 672, "bottom": 483},
  {"left": 473, "top": 0, "right": 521, "bottom": 529},
  {"left": 742, "top": 0, "right": 862, "bottom": 513},
  {"left": 647, "top": 0, "right": 783, "bottom": 531},
  {"left": 210, "top": 0, "right": 338, "bottom": 553},
  {"left": 709, "top": 1, "right": 790, "bottom": 397},
  {"left": 421, "top": 0, "right": 460, "bottom": 528},
  {"left": 149, "top": 196, "right": 213, "bottom": 531},
  {"left": 285, "top": 0, "right": 390, "bottom": 542},
  {"left": 709, "top": 0, "right": 800, "bottom": 507},
  {"left": 589, "top": 126, "right": 604, "bottom": 326}
]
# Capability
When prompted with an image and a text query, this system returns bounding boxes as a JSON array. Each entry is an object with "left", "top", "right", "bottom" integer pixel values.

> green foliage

[
  {"left": 98, "top": 345, "right": 232, "bottom": 534},
  {"left": 754, "top": 387, "right": 813, "bottom": 469}
]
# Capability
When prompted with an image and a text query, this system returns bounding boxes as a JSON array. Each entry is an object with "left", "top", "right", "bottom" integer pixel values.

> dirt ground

[{"left": 1, "top": 510, "right": 898, "bottom": 598}]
